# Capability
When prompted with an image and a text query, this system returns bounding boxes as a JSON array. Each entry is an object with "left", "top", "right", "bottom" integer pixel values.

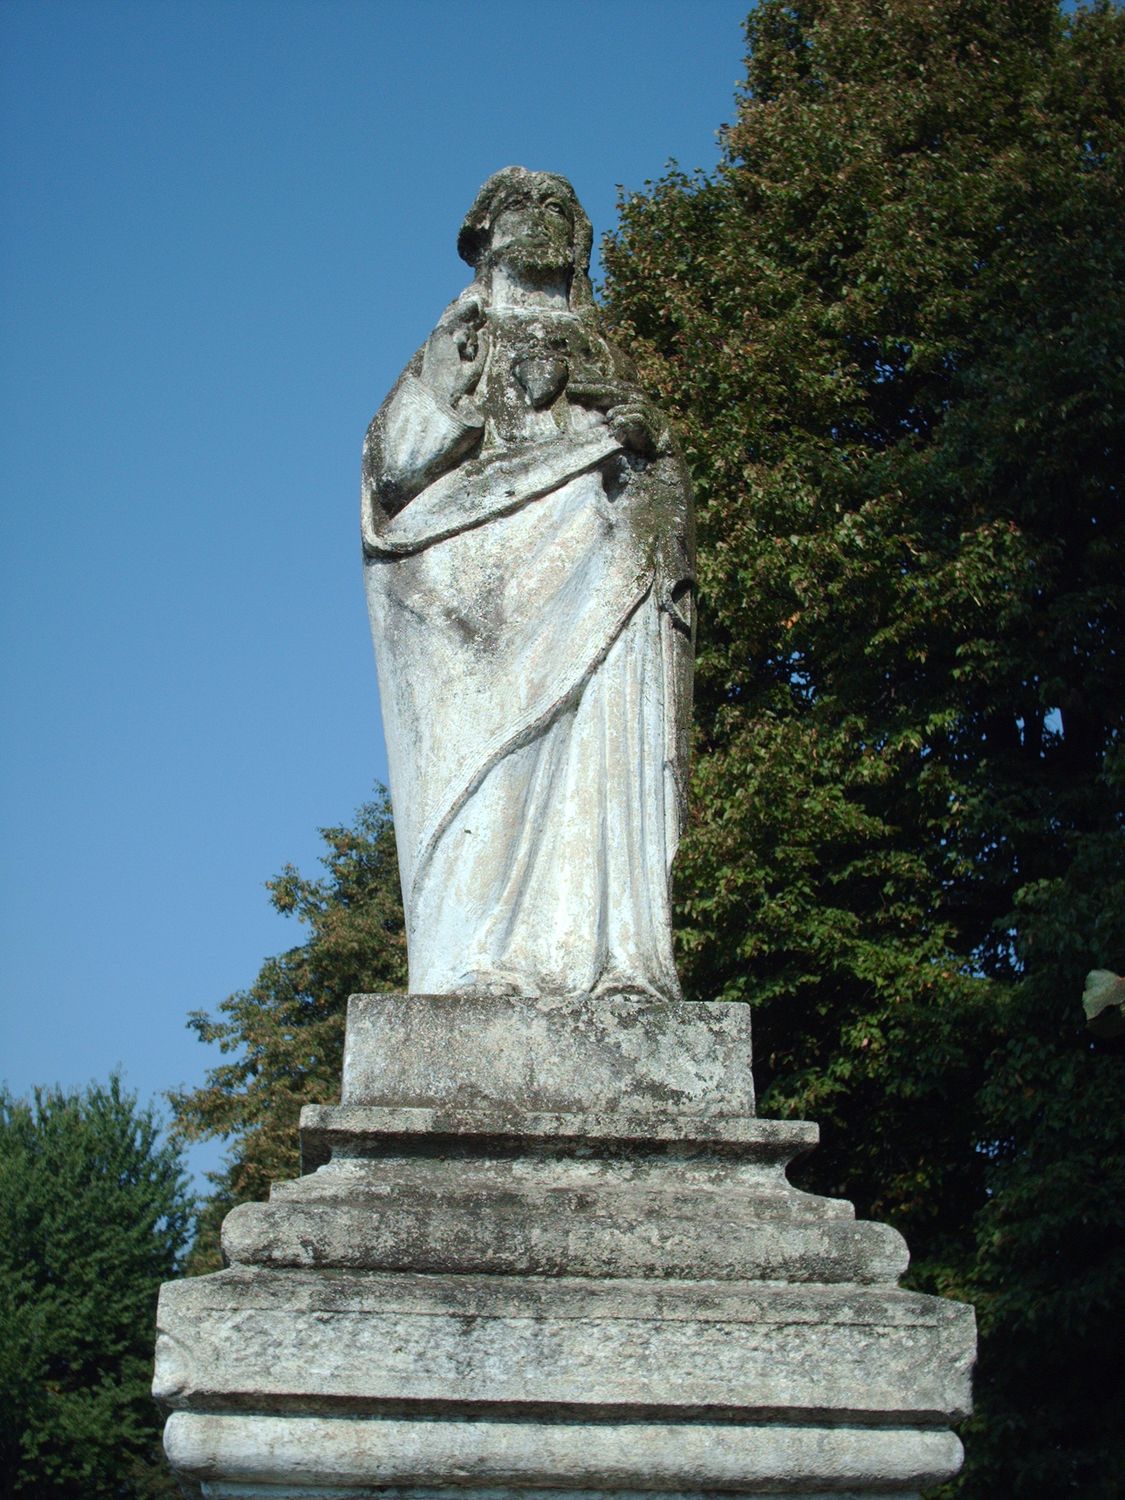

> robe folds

[{"left": 362, "top": 311, "right": 693, "bottom": 1001}]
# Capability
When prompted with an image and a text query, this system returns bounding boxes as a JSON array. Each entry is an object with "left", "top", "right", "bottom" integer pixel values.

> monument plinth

[
  {"left": 155, "top": 169, "right": 974, "bottom": 1496},
  {"left": 156, "top": 993, "right": 973, "bottom": 1497}
]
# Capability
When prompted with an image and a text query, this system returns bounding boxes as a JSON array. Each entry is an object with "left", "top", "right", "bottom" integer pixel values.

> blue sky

[{"left": 0, "top": 0, "right": 749, "bottom": 1190}]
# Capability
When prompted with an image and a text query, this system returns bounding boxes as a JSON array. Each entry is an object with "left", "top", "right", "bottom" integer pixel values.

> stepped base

[{"left": 156, "top": 993, "right": 974, "bottom": 1497}]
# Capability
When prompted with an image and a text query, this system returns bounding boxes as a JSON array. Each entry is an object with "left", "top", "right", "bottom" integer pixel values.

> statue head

[{"left": 457, "top": 167, "right": 595, "bottom": 308}]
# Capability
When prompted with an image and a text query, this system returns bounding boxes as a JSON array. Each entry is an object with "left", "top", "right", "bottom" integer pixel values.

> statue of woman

[{"left": 362, "top": 167, "right": 693, "bottom": 1001}]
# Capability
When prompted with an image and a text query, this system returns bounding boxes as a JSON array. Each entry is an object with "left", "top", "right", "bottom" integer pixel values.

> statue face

[{"left": 487, "top": 185, "right": 575, "bottom": 280}]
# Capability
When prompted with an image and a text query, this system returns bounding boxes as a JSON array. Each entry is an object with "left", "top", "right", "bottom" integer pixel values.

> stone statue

[
  {"left": 153, "top": 169, "right": 975, "bottom": 1500},
  {"left": 361, "top": 167, "right": 694, "bottom": 1001}
]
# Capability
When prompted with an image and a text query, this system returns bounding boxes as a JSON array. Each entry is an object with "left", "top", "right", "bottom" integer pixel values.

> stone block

[
  {"left": 222, "top": 1188, "right": 907, "bottom": 1282},
  {"left": 341, "top": 993, "right": 754, "bottom": 1115},
  {"left": 225, "top": 1117, "right": 906, "bottom": 1283},
  {"left": 155, "top": 1269, "right": 974, "bottom": 1425},
  {"left": 164, "top": 1409, "right": 960, "bottom": 1496}
]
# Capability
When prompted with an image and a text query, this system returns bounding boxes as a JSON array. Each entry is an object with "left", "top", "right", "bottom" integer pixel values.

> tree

[
  {"left": 171, "top": 793, "right": 406, "bottom": 1271},
  {"left": 0, "top": 1076, "right": 192, "bottom": 1498},
  {"left": 600, "top": 1, "right": 1124, "bottom": 1493}
]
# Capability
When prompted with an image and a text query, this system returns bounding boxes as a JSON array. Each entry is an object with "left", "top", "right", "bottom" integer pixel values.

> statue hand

[
  {"left": 421, "top": 298, "right": 488, "bottom": 408},
  {"left": 569, "top": 379, "right": 668, "bottom": 458},
  {"left": 605, "top": 400, "right": 664, "bottom": 459},
  {"left": 566, "top": 377, "right": 631, "bottom": 411}
]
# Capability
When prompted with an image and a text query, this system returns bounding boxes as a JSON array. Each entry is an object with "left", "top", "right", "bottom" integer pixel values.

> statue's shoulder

[{"left": 569, "top": 308, "right": 640, "bottom": 386}]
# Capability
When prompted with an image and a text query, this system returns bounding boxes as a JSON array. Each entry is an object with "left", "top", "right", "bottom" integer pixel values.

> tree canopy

[
  {"left": 171, "top": 793, "right": 405, "bottom": 1271},
  {"left": 601, "top": 0, "right": 1124, "bottom": 1492},
  {"left": 0, "top": 1077, "right": 192, "bottom": 1498}
]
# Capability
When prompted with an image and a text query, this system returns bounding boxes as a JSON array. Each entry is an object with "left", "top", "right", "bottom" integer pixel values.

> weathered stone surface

[
  {"left": 222, "top": 1188, "right": 906, "bottom": 1281},
  {"left": 299, "top": 1106, "right": 817, "bottom": 1177},
  {"left": 155, "top": 1269, "right": 974, "bottom": 1424},
  {"left": 225, "top": 1115, "right": 904, "bottom": 1283},
  {"left": 300, "top": 1104, "right": 798, "bottom": 1171},
  {"left": 164, "top": 1410, "right": 960, "bottom": 1494},
  {"left": 362, "top": 169, "right": 694, "bottom": 1001},
  {"left": 341, "top": 993, "right": 753, "bottom": 1115},
  {"left": 289, "top": 1129, "right": 832, "bottom": 1196}
]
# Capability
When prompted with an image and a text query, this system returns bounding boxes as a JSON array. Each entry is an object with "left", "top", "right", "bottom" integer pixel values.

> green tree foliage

[
  {"left": 600, "top": 1, "right": 1123, "bottom": 1492},
  {"left": 0, "top": 1077, "right": 192, "bottom": 1498},
  {"left": 171, "top": 794, "right": 406, "bottom": 1270}
]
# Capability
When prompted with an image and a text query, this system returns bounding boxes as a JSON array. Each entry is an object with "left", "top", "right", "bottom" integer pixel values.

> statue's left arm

[
  {"left": 581, "top": 333, "right": 695, "bottom": 821},
  {"left": 571, "top": 334, "right": 695, "bottom": 618}
]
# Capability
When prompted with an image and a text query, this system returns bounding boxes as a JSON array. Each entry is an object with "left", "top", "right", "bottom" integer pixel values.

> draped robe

[{"left": 362, "top": 299, "right": 693, "bottom": 1000}]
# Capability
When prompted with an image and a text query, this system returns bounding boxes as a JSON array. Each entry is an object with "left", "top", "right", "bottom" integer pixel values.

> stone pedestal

[{"left": 155, "top": 994, "right": 975, "bottom": 1498}]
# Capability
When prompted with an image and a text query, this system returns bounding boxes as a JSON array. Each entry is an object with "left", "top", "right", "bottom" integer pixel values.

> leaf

[{"left": 1082, "top": 969, "right": 1125, "bottom": 1039}]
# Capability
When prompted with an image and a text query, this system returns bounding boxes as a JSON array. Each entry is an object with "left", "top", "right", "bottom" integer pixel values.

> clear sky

[{"left": 0, "top": 0, "right": 750, "bottom": 1190}]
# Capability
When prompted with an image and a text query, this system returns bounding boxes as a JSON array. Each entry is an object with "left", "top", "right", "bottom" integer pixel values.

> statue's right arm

[
  {"left": 363, "top": 352, "right": 485, "bottom": 525},
  {"left": 362, "top": 296, "right": 489, "bottom": 545}
]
